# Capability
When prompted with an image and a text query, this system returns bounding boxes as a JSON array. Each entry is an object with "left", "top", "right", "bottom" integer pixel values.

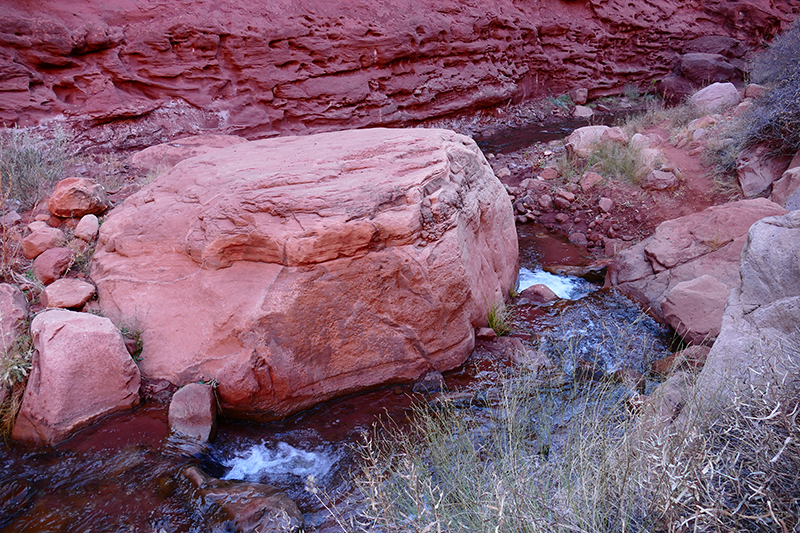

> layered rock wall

[{"left": 1, "top": 0, "right": 797, "bottom": 150}]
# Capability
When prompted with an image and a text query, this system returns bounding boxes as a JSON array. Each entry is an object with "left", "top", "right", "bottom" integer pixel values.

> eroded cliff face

[{"left": 1, "top": 0, "right": 797, "bottom": 149}]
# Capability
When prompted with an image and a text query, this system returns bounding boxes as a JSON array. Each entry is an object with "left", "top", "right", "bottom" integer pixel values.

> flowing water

[{"left": 0, "top": 224, "right": 672, "bottom": 532}]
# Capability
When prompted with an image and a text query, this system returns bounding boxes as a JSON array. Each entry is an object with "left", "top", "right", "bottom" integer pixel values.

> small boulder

[
  {"left": 650, "top": 345, "right": 711, "bottom": 377},
  {"left": 168, "top": 382, "right": 217, "bottom": 443},
  {"left": 47, "top": 178, "right": 109, "bottom": 218},
  {"left": 33, "top": 247, "right": 74, "bottom": 285},
  {"left": 744, "top": 83, "right": 768, "bottom": 99},
  {"left": 569, "top": 232, "right": 588, "bottom": 246},
  {"left": 41, "top": 279, "right": 96, "bottom": 309},
  {"left": 21, "top": 226, "right": 65, "bottom": 259},
  {"left": 736, "top": 144, "right": 791, "bottom": 198},
  {"left": 771, "top": 167, "right": 800, "bottom": 207},
  {"left": 518, "top": 284, "right": 559, "bottom": 305},
  {"left": 569, "top": 87, "right": 588, "bottom": 105},
  {"left": 412, "top": 370, "right": 446, "bottom": 394},
  {"left": 689, "top": 82, "right": 742, "bottom": 114},
  {"left": 12, "top": 309, "right": 140, "bottom": 444},
  {"left": 574, "top": 105, "right": 594, "bottom": 118},
  {"left": 566, "top": 125, "right": 610, "bottom": 158},
  {"left": 475, "top": 327, "right": 497, "bottom": 341},
  {"left": 601, "top": 127, "right": 629, "bottom": 145},
  {"left": 661, "top": 275, "right": 730, "bottom": 345},
  {"left": 74, "top": 214, "right": 100, "bottom": 242},
  {"left": 539, "top": 166, "right": 560, "bottom": 180},
  {"left": 680, "top": 53, "right": 737, "bottom": 85},
  {"left": 641, "top": 170, "right": 679, "bottom": 191}
]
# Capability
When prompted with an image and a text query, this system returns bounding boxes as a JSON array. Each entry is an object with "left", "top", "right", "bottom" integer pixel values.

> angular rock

[
  {"left": 680, "top": 53, "right": 737, "bottom": 85},
  {"left": 74, "top": 214, "right": 100, "bottom": 242},
  {"left": 580, "top": 171, "right": 604, "bottom": 191},
  {"left": 694, "top": 210, "right": 800, "bottom": 403},
  {"left": 566, "top": 125, "right": 610, "bottom": 159},
  {"left": 12, "top": 309, "right": 140, "bottom": 444},
  {"left": 689, "top": 82, "right": 741, "bottom": 114},
  {"left": 662, "top": 275, "right": 730, "bottom": 345},
  {"left": 598, "top": 197, "right": 614, "bottom": 213},
  {"left": 641, "top": 169, "right": 679, "bottom": 191},
  {"left": 47, "top": 178, "right": 109, "bottom": 218},
  {"left": 91, "top": 128, "right": 518, "bottom": 420},
  {"left": 770, "top": 167, "right": 800, "bottom": 208},
  {"left": 21, "top": 225, "right": 65, "bottom": 259},
  {"left": 33, "top": 247, "right": 73, "bottom": 285},
  {"left": 131, "top": 134, "right": 248, "bottom": 174},
  {"left": 569, "top": 87, "right": 588, "bottom": 105},
  {"left": 181, "top": 465, "right": 303, "bottom": 533},
  {"left": 169, "top": 382, "right": 217, "bottom": 442},
  {"left": 0, "top": 283, "right": 27, "bottom": 353},
  {"left": 573, "top": 105, "right": 593, "bottom": 118},
  {"left": 608, "top": 199, "right": 787, "bottom": 321},
  {"left": 41, "top": 279, "right": 97, "bottom": 309},
  {"left": 737, "top": 144, "right": 791, "bottom": 198}
]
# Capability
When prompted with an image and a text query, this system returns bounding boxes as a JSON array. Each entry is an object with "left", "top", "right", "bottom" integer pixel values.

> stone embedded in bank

[{"left": 12, "top": 309, "right": 140, "bottom": 445}]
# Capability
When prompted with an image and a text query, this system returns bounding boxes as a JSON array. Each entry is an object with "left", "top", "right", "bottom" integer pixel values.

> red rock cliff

[{"left": 1, "top": 0, "right": 797, "bottom": 149}]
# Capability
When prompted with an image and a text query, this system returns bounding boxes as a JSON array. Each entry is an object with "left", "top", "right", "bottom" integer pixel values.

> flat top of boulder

[{"left": 130, "top": 134, "right": 248, "bottom": 174}]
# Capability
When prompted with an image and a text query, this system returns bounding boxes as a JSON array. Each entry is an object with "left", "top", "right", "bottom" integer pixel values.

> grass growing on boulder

[{"left": 0, "top": 126, "right": 70, "bottom": 210}]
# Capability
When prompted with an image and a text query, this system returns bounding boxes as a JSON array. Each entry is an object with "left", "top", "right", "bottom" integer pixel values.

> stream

[{"left": 0, "top": 223, "right": 672, "bottom": 532}]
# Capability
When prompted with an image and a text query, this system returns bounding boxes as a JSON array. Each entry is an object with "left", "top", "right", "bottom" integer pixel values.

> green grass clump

[
  {"left": 0, "top": 126, "right": 70, "bottom": 210},
  {"left": 586, "top": 140, "right": 648, "bottom": 185},
  {"left": 487, "top": 303, "right": 512, "bottom": 336}
]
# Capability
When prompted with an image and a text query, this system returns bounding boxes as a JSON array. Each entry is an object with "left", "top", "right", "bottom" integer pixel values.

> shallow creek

[{"left": 0, "top": 225, "right": 671, "bottom": 532}]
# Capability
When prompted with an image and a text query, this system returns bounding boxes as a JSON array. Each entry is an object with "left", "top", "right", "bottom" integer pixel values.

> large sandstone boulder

[
  {"left": 91, "top": 128, "right": 518, "bottom": 420},
  {"left": 12, "top": 309, "right": 141, "bottom": 444},
  {"left": 608, "top": 199, "right": 787, "bottom": 326},
  {"left": 694, "top": 210, "right": 800, "bottom": 402}
]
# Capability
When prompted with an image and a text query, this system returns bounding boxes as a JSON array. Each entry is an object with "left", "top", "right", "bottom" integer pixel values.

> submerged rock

[{"left": 92, "top": 128, "right": 518, "bottom": 420}]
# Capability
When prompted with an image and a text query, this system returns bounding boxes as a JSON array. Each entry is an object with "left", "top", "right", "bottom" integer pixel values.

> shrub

[
  {"left": 713, "top": 21, "right": 800, "bottom": 176},
  {"left": 0, "top": 126, "right": 70, "bottom": 210}
]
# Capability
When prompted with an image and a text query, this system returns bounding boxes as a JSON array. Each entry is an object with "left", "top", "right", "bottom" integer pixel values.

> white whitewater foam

[
  {"left": 517, "top": 267, "right": 596, "bottom": 300},
  {"left": 223, "top": 441, "right": 337, "bottom": 481}
]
